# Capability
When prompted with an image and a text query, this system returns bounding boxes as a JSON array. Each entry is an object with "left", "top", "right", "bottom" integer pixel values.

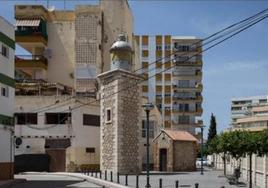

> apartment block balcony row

[
  {"left": 171, "top": 108, "right": 203, "bottom": 116},
  {"left": 173, "top": 60, "right": 203, "bottom": 67},
  {"left": 172, "top": 84, "right": 203, "bottom": 91},
  {"left": 171, "top": 119, "right": 203, "bottom": 127},
  {"left": 15, "top": 18, "right": 48, "bottom": 48},
  {"left": 172, "top": 95, "right": 203, "bottom": 102},
  {"left": 15, "top": 55, "right": 48, "bottom": 69},
  {"left": 15, "top": 80, "right": 73, "bottom": 96},
  {"left": 172, "top": 71, "right": 202, "bottom": 78}
]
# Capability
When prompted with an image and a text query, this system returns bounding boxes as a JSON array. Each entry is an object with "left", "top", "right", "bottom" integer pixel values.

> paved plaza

[{"left": 10, "top": 169, "right": 259, "bottom": 188}]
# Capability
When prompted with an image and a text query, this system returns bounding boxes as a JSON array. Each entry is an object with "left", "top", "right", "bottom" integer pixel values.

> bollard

[
  {"left": 95, "top": 171, "right": 97, "bottom": 178},
  {"left": 136, "top": 175, "right": 139, "bottom": 188},
  {"left": 220, "top": 187, "right": 225, "bottom": 188},
  {"left": 195, "top": 183, "right": 199, "bottom": 188},
  {"left": 159, "top": 178, "right": 162, "bottom": 188},
  {"left": 117, "top": 172, "right": 120, "bottom": 183},
  {"left": 91, "top": 171, "right": 93, "bottom": 177},
  {"left": 125, "top": 174, "right": 128, "bottom": 186},
  {"left": 100, "top": 171, "right": 102, "bottom": 179},
  {"left": 105, "top": 170, "right": 107, "bottom": 180},
  {"left": 175, "top": 180, "right": 179, "bottom": 188},
  {"left": 110, "top": 171, "right": 113, "bottom": 182}
]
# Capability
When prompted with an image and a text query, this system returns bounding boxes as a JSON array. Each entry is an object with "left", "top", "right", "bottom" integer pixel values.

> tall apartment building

[
  {"left": 135, "top": 35, "right": 203, "bottom": 134},
  {"left": 0, "top": 16, "right": 15, "bottom": 179},
  {"left": 13, "top": 0, "right": 135, "bottom": 172},
  {"left": 231, "top": 95, "right": 268, "bottom": 125}
]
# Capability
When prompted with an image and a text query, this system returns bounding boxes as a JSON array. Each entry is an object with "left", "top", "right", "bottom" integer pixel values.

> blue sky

[{"left": 1, "top": 0, "right": 268, "bottom": 135}]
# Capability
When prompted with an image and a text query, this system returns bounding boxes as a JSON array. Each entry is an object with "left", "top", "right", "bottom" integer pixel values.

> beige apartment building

[
  {"left": 13, "top": 0, "right": 135, "bottom": 172},
  {"left": 135, "top": 35, "right": 203, "bottom": 134}
]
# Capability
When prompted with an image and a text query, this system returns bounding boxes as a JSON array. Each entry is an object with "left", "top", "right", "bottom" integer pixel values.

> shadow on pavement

[{"left": 10, "top": 180, "right": 84, "bottom": 188}]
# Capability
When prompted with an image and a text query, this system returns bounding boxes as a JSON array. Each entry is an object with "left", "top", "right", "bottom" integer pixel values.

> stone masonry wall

[
  {"left": 173, "top": 141, "right": 196, "bottom": 171},
  {"left": 100, "top": 78, "right": 117, "bottom": 172},
  {"left": 117, "top": 74, "right": 141, "bottom": 174}
]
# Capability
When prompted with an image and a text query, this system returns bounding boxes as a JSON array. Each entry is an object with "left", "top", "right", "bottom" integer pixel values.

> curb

[{"left": 21, "top": 172, "right": 129, "bottom": 188}]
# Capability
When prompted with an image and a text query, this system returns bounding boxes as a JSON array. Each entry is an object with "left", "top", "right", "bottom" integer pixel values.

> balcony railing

[
  {"left": 15, "top": 23, "right": 48, "bottom": 40},
  {"left": 172, "top": 71, "right": 202, "bottom": 77},
  {"left": 15, "top": 55, "right": 48, "bottom": 69},
  {"left": 172, "top": 95, "right": 203, "bottom": 101},
  {"left": 172, "top": 84, "right": 203, "bottom": 91}
]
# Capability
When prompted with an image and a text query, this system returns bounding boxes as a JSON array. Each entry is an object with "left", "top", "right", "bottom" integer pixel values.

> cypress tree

[{"left": 207, "top": 113, "right": 217, "bottom": 144}]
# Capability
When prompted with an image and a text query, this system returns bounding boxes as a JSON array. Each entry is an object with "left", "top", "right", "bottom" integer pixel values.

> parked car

[{"left": 196, "top": 158, "right": 208, "bottom": 166}]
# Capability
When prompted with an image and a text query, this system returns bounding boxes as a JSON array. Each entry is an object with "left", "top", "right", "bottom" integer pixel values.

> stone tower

[{"left": 98, "top": 35, "right": 142, "bottom": 174}]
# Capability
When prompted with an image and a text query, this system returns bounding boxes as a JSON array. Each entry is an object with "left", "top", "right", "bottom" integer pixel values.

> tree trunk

[
  {"left": 223, "top": 152, "right": 226, "bottom": 176},
  {"left": 249, "top": 154, "right": 252, "bottom": 188}
]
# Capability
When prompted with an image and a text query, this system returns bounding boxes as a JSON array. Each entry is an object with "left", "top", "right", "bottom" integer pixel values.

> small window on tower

[{"left": 106, "top": 108, "right": 112, "bottom": 123}]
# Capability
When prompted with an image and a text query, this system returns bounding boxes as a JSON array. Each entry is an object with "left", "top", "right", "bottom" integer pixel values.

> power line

[
  {"left": 19, "top": 8, "right": 268, "bottom": 116},
  {"left": 63, "top": 13, "right": 268, "bottom": 113},
  {"left": 28, "top": 8, "right": 268, "bottom": 113}
]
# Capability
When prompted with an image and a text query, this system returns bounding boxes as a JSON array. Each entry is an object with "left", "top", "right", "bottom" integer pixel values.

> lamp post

[
  {"left": 142, "top": 103, "right": 154, "bottom": 188},
  {"left": 199, "top": 125, "right": 205, "bottom": 175}
]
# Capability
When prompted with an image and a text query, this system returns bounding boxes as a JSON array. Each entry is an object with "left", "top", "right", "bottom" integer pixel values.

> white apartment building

[
  {"left": 231, "top": 95, "right": 268, "bottom": 125},
  {"left": 0, "top": 16, "right": 15, "bottom": 180}
]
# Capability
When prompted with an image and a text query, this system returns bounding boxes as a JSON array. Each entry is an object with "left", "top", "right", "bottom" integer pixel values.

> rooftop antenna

[
  {"left": 47, "top": 0, "right": 49, "bottom": 9},
  {"left": 64, "top": 0, "right": 66, "bottom": 10}
]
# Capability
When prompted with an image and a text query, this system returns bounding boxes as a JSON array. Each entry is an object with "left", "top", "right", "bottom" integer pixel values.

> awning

[{"left": 16, "top": 19, "right": 41, "bottom": 27}]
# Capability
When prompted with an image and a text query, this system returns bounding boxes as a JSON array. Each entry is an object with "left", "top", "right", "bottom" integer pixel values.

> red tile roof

[{"left": 162, "top": 130, "right": 198, "bottom": 142}]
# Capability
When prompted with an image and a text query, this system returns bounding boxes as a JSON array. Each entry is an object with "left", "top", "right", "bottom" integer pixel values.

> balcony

[
  {"left": 171, "top": 119, "right": 203, "bottom": 127},
  {"left": 15, "top": 80, "right": 73, "bottom": 96},
  {"left": 172, "top": 84, "right": 203, "bottom": 91},
  {"left": 172, "top": 108, "right": 203, "bottom": 116},
  {"left": 172, "top": 95, "right": 203, "bottom": 102},
  {"left": 172, "top": 71, "right": 202, "bottom": 78},
  {"left": 173, "top": 60, "right": 203, "bottom": 67},
  {"left": 15, "top": 55, "right": 48, "bottom": 70},
  {"left": 15, "top": 19, "right": 48, "bottom": 48}
]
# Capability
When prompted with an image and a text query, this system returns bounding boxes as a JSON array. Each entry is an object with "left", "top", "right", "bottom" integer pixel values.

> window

[
  {"left": 156, "top": 45, "right": 162, "bottom": 51},
  {"left": 259, "top": 99, "right": 267, "bottom": 103},
  {"left": 45, "top": 113, "right": 71, "bottom": 124},
  {"left": 16, "top": 113, "right": 38, "bottom": 125},
  {"left": 106, "top": 108, "right": 112, "bottom": 123},
  {"left": 86, "top": 147, "right": 95, "bottom": 153},
  {"left": 1, "top": 44, "right": 9, "bottom": 58},
  {"left": 178, "top": 115, "right": 190, "bottom": 124},
  {"left": 179, "top": 104, "right": 189, "bottom": 112},
  {"left": 142, "top": 120, "right": 154, "bottom": 138},
  {"left": 1, "top": 85, "right": 9, "bottom": 97},
  {"left": 83, "top": 114, "right": 100, "bottom": 126},
  {"left": 165, "top": 45, "right": 171, "bottom": 50}
]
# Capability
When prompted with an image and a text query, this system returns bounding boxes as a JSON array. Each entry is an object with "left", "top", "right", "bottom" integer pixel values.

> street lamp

[
  {"left": 142, "top": 103, "right": 154, "bottom": 188},
  {"left": 199, "top": 125, "right": 205, "bottom": 175}
]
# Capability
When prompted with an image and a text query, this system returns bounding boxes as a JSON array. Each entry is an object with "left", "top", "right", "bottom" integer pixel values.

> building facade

[
  {"left": 14, "top": 0, "right": 134, "bottom": 96},
  {"left": 13, "top": 0, "right": 135, "bottom": 172},
  {"left": 0, "top": 16, "right": 15, "bottom": 180},
  {"left": 215, "top": 96, "right": 268, "bottom": 188},
  {"left": 231, "top": 95, "right": 268, "bottom": 125},
  {"left": 135, "top": 35, "right": 203, "bottom": 134}
]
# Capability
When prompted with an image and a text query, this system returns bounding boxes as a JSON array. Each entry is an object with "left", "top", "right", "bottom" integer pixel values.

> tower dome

[{"left": 110, "top": 34, "right": 133, "bottom": 71}]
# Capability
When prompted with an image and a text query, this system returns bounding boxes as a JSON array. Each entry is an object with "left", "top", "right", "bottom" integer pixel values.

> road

[{"left": 12, "top": 174, "right": 101, "bottom": 188}]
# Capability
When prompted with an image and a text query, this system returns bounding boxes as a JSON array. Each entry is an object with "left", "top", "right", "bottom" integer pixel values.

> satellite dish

[{"left": 48, "top": 6, "right": 55, "bottom": 12}]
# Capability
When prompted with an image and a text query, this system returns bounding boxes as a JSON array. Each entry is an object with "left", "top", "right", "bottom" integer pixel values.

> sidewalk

[{"left": 0, "top": 179, "right": 26, "bottom": 188}]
